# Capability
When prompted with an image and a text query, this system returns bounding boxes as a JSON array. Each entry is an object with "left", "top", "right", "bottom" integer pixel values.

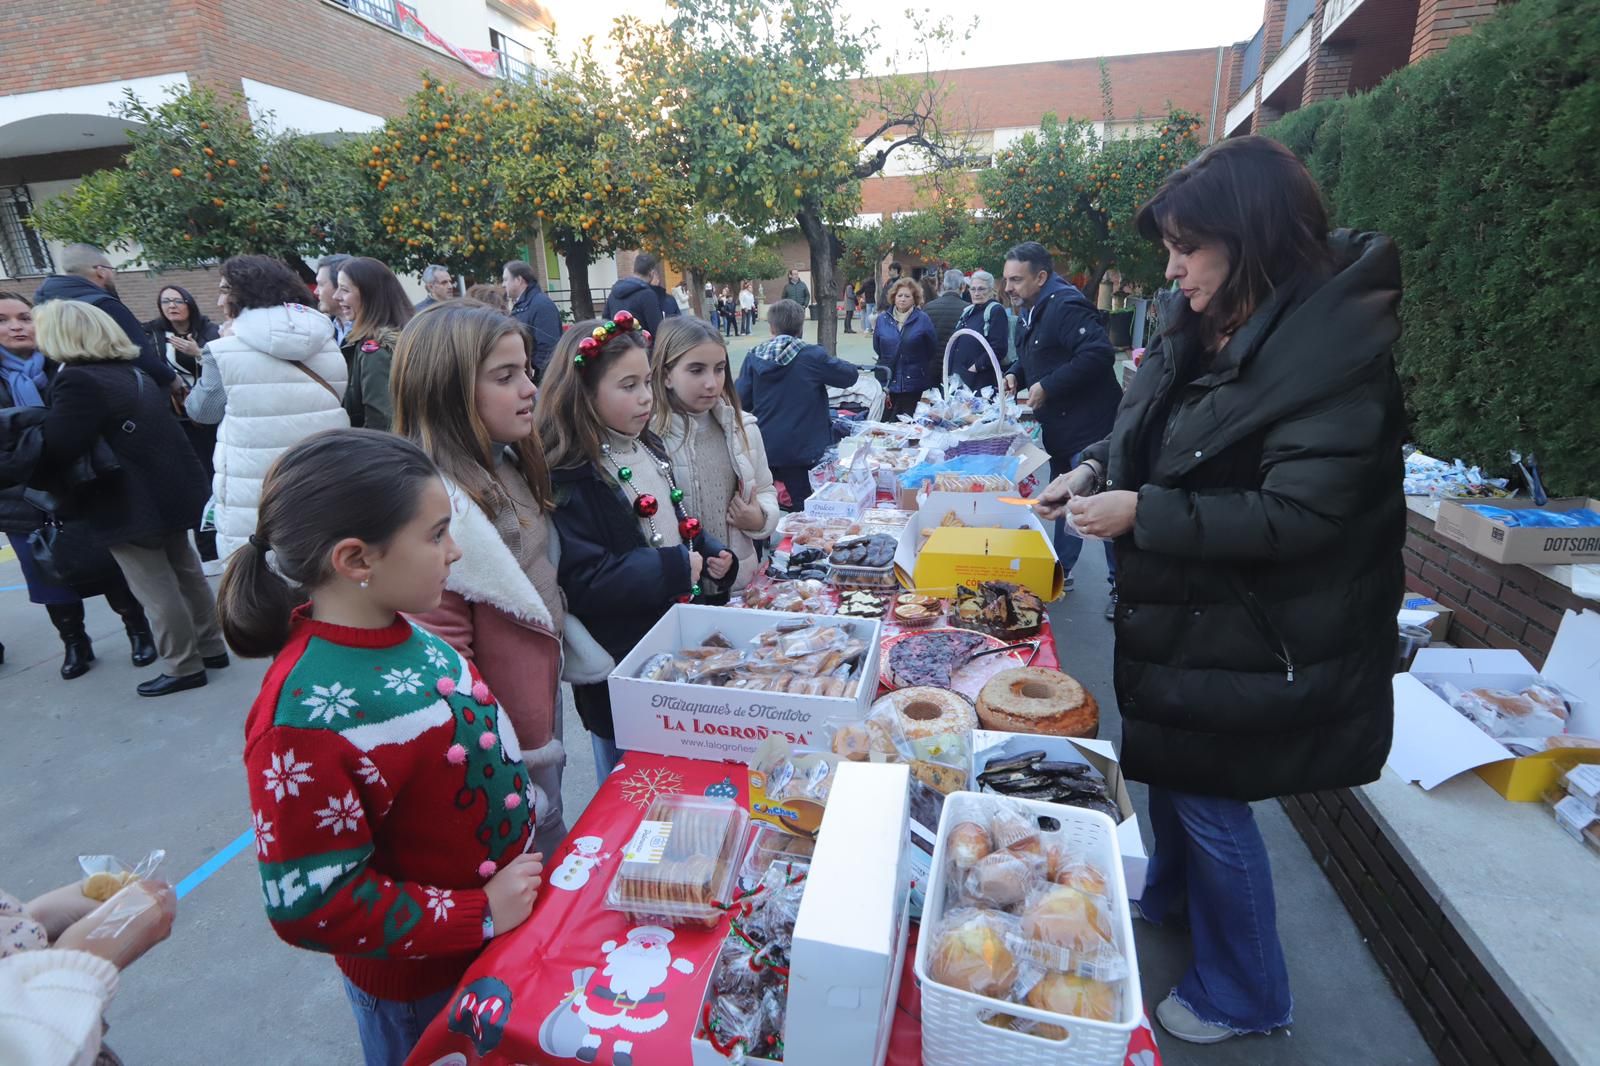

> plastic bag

[
  {"left": 898, "top": 454, "right": 1022, "bottom": 495},
  {"left": 78, "top": 849, "right": 166, "bottom": 940}
]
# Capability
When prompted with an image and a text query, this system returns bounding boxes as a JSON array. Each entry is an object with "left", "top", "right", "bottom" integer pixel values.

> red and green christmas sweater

[{"left": 243, "top": 607, "right": 534, "bottom": 1001}]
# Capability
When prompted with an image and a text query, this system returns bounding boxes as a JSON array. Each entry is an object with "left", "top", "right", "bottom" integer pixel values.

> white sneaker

[{"left": 1156, "top": 993, "right": 1237, "bottom": 1045}]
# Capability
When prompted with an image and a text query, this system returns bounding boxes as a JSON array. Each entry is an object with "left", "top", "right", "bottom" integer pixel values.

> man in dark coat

[
  {"left": 1002, "top": 241, "right": 1121, "bottom": 594},
  {"left": 781, "top": 269, "right": 810, "bottom": 310},
  {"left": 735, "top": 299, "right": 860, "bottom": 508},
  {"left": 33, "top": 244, "right": 176, "bottom": 391},
  {"left": 502, "top": 260, "right": 562, "bottom": 380},
  {"left": 922, "top": 269, "right": 969, "bottom": 368},
  {"left": 604, "top": 252, "right": 666, "bottom": 337}
]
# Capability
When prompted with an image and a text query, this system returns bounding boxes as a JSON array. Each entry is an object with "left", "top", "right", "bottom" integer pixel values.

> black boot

[
  {"left": 46, "top": 602, "right": 94, "bottom": 680},
  {"left": 105, "top": 584, "right": 159, "bottom": 667}
]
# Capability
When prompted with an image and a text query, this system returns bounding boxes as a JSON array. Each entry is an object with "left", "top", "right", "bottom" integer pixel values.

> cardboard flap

[
  {"left": 1543, "top": 610, "right": 1600, "bottom": 735},
  {"left": 1387, "top": 673, "right": 1512, "bottom": 789},
  {"left": 1410, "top": 647, "right": 1534, "bottom": 674}
]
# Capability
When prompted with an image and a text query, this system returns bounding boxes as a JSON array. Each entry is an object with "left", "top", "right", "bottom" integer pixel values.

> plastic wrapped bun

[
  {"left": 1020, "top": 884, "right": 1113, "bottom": 953},
  {"left": 1025, "top": 970, "right": 1120, "bottom": 1023},
  {"left": 928, "top": 908, "right": 1020, "bottom": 999},
  {"left": 947, "top": 821, "right": 993, "bottom": 869},
  {"left": 963, "top": 851, "right": 1037, "bottom": 909}
]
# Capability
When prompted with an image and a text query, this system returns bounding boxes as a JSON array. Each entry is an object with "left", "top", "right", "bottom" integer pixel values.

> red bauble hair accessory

[{"left": 612, "top": 309, "right": 636, "bottom": 329}]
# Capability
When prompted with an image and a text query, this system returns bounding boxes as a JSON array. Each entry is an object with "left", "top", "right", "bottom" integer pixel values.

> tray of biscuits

[{"left": 606, "top": 796, "right": 750, "bottom": 928}]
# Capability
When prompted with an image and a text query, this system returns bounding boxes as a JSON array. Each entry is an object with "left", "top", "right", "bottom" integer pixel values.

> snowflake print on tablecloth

[
  {"left": 424, "top": 643, "right": 452, "bottom": 671},
  {"left": 619, "top": 766, "right": 684, "bottom": 809},
  {"left": 263, "top": 749, "right": 314, "bottom": 801},
  {"left": 302, "top": 682, "right": 359, "bottom": 724},
  {"left": 380, "top": 668, "right": 424, "bottom": 696},
  {"left": 355, "top": 756, "right": 384, "bottom": 787},
  {"left": 253, "top": 810, "right": 276, "bottom": 857},
  {"left": 424, "top": 886, "right": 455, "bottom": 922},
  {"left": 315, "top": 791, "right": 363, "bottom": 835}
]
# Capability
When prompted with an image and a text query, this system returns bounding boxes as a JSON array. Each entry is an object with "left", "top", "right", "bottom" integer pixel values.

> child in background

[
  {"left": 650, "top": 316, "right": 779, "bottom": 597},
  {"left": 219, "top": 429, "right": 543, "bottom": 1066},
  {"left": 535, "top": 313, "right": 737, "bottom": 778}
]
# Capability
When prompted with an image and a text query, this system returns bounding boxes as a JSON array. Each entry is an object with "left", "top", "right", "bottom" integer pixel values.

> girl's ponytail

[
  {"left": 217, "top": 533, "right": 297, "bottom": 658},
  {"left": 213, "top": 428, "right": 442, "bottom": 657}
]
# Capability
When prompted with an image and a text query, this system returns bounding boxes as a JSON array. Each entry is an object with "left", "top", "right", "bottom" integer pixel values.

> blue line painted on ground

[
  {"left": 0, "top": 584, "right": 27, "bottom": 593},
  {"left": 175, "top": 828, "right": 254, "bottom": 900}
]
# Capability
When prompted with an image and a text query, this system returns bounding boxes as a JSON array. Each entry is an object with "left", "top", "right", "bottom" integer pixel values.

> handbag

[{"left": 27, "top": 511, "right": 119, "bottom": 586}]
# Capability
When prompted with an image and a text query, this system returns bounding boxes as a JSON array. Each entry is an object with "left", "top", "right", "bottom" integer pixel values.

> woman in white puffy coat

[
  {"left": 650, "top": 316, "right": 780, "bottom": 595},
  {"left": 187, "top": 256, "right": 349, "bottom": 560}
]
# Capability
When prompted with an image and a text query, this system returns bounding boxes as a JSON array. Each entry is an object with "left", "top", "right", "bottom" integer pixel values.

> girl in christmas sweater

[
  {"left": 219, "top": 428, "right": 544, "bottom": 1066},
  {"left": 535, "top": 313, "right": 737, "bottom": 779}
]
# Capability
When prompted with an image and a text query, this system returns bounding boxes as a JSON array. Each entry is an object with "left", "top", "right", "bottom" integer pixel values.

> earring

[{"left": 359, "top": 579, "right": 369, "bottom": 589}]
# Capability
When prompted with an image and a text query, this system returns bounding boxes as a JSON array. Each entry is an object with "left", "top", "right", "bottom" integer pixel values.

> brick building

[
  {"left": 1219, "top": 0, "right": 1507, "bottom": 137},
  {"left": 0, "top": 0, "right": 559, "bottom": 311}
]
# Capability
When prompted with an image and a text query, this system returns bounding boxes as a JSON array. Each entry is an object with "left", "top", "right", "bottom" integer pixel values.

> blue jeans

[
  {"left": 1050, "top": 456, "right": 1117, "bottom": 585},
  {"left": 591, "top": 733, "right": 623, "bottom": 780},
  {"left": 343, "top": 978, "right": 454, "bottom": 1066},
  {"left": 1138, "top": 787, "right": 1294, "bottom": 1033}
]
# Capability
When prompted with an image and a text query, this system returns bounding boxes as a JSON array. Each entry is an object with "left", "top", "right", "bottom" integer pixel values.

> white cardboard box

[
  {"left": 805, "top": 477, "right": 875, "bottom": 519},
  {"left": 785, "top": 762, "right": 912, "bottom": 1066},
  {"left": 608, "top": 605, "right": 883, "bottom": 762},
  {"left": 1386, "top": 609, "right": 1600, "bottom": 791},
  {"left": 970, "top": 730, "right": 1150, "bottom": 900}
]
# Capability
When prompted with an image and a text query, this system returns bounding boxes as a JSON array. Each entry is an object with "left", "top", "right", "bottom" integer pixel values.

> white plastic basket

[
  {"left": 913, "top": 791, "right": 1142, "bottom": 1066},
  {"left": 941, "top": 327, "right": 1009, "bottom": 418}
]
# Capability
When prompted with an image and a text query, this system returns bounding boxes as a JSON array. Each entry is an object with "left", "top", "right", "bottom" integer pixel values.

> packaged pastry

[
  {"left": 606, "top": 796, "right": 748, "bottom": 927},
  {"left": 927, "top": 908, "right": 1021, "bottom": 999},
  {"left": 747, "top": 735, "right": 842, "bottom": 839}
]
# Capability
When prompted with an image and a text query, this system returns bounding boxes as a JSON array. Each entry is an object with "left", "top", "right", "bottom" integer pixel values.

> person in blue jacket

[
  {"left": 872, "top": 277, "right": 938, "bottom": 419},
  {"left": 501, "top": 260, "right": 562, "bottom": 381},
  {"left": 949, "top": 269, "right": 1011, "bottom": 392},
  {"left": 736, "top": 299, "right": 859, "bottom": 508},
  {"left": 536, "top": 312, "right": 736, "bottom": 778},
  {"left": 604, "top": 252, "right": 667, "bottom": 339},
  {"left": 1002, "top": 242, "right": 1122, "bottom": 602}
]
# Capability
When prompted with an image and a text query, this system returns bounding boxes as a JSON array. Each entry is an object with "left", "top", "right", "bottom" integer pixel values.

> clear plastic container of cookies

[
  {"left": 829, "top": 561, "right": 899, "bottom": 589},
  {"left": 738, "top": 824, "right": 817, "bottom": 889},
  {"left": 606, "top": 796, "right": 750, "bottom": 927}
]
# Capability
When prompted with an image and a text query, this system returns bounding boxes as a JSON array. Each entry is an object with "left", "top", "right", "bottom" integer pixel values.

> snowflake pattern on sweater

[{"left": 244, "top": 609, "right": 536, "bottom": 1000}]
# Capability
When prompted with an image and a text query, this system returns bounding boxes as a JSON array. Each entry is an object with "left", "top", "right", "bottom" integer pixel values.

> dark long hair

[
  {"left": 148, "top": 285, "right": 209, "bottom": 337},
  {"left": 1136, "top": 135, "right": 1331, "bottom": 342},
  {"left": 216, "top": 429, "right": 441, "bottom": 657},
  {"left": 340, "top": 257, "right": 414, "bottom": 346},
  {"left": 220, "top": 256, "right": 316, "bottom": 318}
]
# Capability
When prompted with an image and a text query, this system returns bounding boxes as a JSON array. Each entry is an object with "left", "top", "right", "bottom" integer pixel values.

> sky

[{"left": 553, "top": 0, "right": 1266, "bottom": 72}]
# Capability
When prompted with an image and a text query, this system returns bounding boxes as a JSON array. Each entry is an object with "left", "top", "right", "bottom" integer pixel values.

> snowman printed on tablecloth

[{"left": 550, "top": 835, "right": 611, "bottom": 892}]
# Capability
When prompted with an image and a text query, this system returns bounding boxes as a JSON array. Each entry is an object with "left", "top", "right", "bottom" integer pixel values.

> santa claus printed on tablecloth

[{"left": 538, "top": 924, "right": 698, "bottom": 1066}]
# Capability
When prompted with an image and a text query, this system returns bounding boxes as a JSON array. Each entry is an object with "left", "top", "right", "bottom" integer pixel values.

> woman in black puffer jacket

[
  {"left": 1037, "top": 136, "right": 1405, "bottom": 1046},
  {"left": 34, "top": 300, "right": 228, "bottom": 698}
]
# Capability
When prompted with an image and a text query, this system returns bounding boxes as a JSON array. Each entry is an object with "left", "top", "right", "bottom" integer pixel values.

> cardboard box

[
  {"left": 892, "top": 492, "right": 1062, "bottom": 600},
  {"left": 1399, "top": 594, "right": 1454, "bottom": 643},
  {"left": 970, "top": 730, "right": 1149, "bottom": 899},
  {"left": 1386, "top": 610, "right": 1600, "bottom": 800},
  {"left": 786, "top": 762, "right": 911, "bottom": 1066},
  {"left": 892, "top": 442, "right": 1050, "bottom": 511},
  {"left": 1434, "top": 497, "right": 1600, "bottom": 566},
  {"left": 609, "top": 605, "right": 882, "bottom": 762}
]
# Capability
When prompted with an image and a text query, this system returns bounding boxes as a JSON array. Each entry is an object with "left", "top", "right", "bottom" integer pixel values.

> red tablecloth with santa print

[{"left": 406, "top": 752, "right": 1159, "bottom": 1066}]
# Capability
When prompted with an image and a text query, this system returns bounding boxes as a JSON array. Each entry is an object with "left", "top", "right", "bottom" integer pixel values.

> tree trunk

[
  {"left": 1085, "top": 263, "right": 1110, "bottom": 308},
  {"left": 285, "top": 252, "right": 316, "bottom": 288},
  {"left": 565, "top": 246, "right": 596, "bottom": 321},
  {"left": 684, "top": 268, "right": 704, "bottom": 318},
  {"left": 796, "top": 207, "right": 843, "bottom": 355}
]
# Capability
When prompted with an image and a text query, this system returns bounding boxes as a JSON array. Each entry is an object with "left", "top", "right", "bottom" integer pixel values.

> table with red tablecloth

[{"left": 406, "top": 750, "right": 1159, "bottom": 1066}]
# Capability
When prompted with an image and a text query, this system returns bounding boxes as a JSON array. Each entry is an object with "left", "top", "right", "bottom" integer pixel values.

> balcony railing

[
  {"left": 1238, "top": 26, "right": 1264, "bottom": 94},
  {"left": 333, "top": 0, "right": 416, "bottom": 32},
  {"left": 1284, "top": 0, "right": 1316, "bottom": 43}
]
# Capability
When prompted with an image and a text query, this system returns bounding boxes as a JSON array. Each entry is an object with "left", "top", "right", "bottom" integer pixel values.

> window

[
  {"left": 0, "top": 186, "right": 54, "bottom": 278},
  {"left": 491, "top": 28, "right": 537, "bottom": 82}
]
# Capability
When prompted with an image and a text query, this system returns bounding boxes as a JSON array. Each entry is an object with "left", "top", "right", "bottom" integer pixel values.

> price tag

[{"left": 622, "top": 820, "right": 672, "bottom": 865}]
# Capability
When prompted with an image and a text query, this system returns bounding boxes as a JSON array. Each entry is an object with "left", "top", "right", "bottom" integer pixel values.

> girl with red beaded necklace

[{"left": 535, "top": 313, "right": 737, "bottom": 777}]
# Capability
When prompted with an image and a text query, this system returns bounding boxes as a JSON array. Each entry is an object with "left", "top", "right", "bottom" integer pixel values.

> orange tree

[
  {"left": 490, "top": 43, "right": 687, "bottom": 319},
  {"left": 613, "top": 0, "right": 964, "bottom": 353},
  {"left": 659, "top": 217, "right": 783, "bottom": 314},
  {"left": 32, "top": 86, "right": 369, "bottom": 280},
  {"left": 978, "top": 109, "right": 1204, "bottom": 295}
]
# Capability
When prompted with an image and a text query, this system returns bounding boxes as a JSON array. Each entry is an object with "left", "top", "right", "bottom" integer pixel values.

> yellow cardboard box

[
  {"left": 1473, "top": 748, "right": 1600, "bottom": 802},
  {"left": 910, "top": 526, "right": 1064, "bottom": 600}
]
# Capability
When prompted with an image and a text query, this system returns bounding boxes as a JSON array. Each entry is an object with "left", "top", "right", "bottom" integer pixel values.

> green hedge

[{"left": 1267, "top": 0, "right": 1600, "bottom": 497}]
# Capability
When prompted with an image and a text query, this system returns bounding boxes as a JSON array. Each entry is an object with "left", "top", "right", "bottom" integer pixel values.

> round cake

[
  {"left": 874, "top": 686, "right": 978, "bottom": 740},
  {"left": 976, "top": 667, "right": 1098, "bottom": 737}
]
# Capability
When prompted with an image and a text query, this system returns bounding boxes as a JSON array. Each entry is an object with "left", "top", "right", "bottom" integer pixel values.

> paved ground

[{"left": 0, "top": 468, "right": 1433, "bottom": 1064}]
